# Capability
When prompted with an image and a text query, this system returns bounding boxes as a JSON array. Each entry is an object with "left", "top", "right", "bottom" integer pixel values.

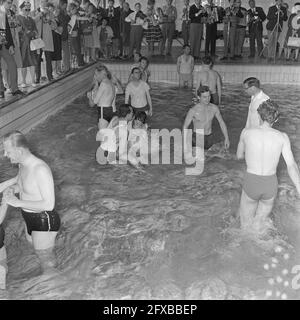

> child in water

[
  {"left": 127, "top": 112, "right": 150, "bottom": 168},
  {"left": 96, "top": 104, "right": 134, "bottom": 164},
  {"left": 139, "top": 56, "right": 151, "bottom": 83},
  {"left": 177, "top": 44, "right": 194, "bottom": 89}
]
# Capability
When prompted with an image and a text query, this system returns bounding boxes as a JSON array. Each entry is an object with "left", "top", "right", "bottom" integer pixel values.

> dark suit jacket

[
  {"left": 105, "top": 7, "right": 120, "bottom": 37},
  {"left": 0, "top": 14, "right": 14, "bottom": 50},
  {"left": 248, "top": 6, "right": 266, "bottom": 32},
  {"left": 266, "top": 5, "right": 288, "bottom": 32}
]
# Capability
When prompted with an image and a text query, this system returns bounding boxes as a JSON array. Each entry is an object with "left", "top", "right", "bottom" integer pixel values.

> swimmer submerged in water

[
  {"left": 237, "top": 99, "right": 300, "bottom": 233},
  {"left": 0, "top": 131, "right": 61, "bottom": 274}
]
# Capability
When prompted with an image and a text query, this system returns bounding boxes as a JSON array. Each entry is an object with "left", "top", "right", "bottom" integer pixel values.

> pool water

[{"left": 1, "top": 83, "right": 300, "bottom": 300}]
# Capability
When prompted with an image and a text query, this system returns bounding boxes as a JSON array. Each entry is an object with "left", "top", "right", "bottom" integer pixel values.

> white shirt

[
  {"left": 125, "top": 81, "right": 150, "bottom": 108},
  {"left": 246, "top": 90, "right": 270, "bottom": 128},
  {"left": 125, "top": 11, "right": 144, "bottom": 25}
]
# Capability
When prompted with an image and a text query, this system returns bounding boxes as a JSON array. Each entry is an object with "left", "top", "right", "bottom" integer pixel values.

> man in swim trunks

[
  {"left": 0, "top": 131, "right": 61, "bottom": 273},
  {"left": 243, "top": 77, "right": 269, "bottom": 129},
  {"left": 183, "top": 85, "right": 230, "bottom": 150},
  {"left": 87, "top": 65, "right": 116, "bottom": 130},
  {"left": 195, "top": 56, "right": 222, "bottom": 105},
  {"left": 237, "top": 100, "right": 300, "bottom": 232}
]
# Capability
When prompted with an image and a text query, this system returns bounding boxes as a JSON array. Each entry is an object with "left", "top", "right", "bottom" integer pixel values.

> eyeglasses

[{"left": 25, "top": 9, "right": 31, "bottom": 11}]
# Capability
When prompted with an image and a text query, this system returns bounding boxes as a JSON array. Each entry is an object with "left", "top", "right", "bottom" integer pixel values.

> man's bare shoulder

[{"left": 32, "top": 157, "right": 52, "bottom": 175}]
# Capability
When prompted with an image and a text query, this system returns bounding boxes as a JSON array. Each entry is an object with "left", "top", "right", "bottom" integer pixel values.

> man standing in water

[
  {"left": 195, "top": 56, "right": 222, "bottom": 105},
  {"left": 0, "top": 131, "right": 60, "bottom": 273},
  {"left": 237, "top": 100, "right": 300, "bottom": 232},
  {"left": 183, "top": 85, "right": 230, "bottom": 150},
  {"left": 243, "top": 77, "right": 269, "bottom": 129}
]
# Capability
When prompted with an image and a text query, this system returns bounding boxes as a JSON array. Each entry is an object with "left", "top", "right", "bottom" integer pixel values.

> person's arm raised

[
  {"left": 215, "top": 107, "right": 230, "bottom": 149},
  {"left": 216, "top": 73, "right": 222, "bottom": 105},
  {"left": 236, "top": 129, "right": 246, "bottom": 160},
  {"left": 282, "top": 133, "right": 300, "bottom": 196}
]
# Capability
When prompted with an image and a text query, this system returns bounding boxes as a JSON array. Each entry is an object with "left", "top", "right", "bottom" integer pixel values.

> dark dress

[
  {"left": 52, "top": 19, "right": 62, "bottom": 61},
  {"left": 16, "top": 14, "right": 38, "bottom": 68},
  {"left": 120, "top": 9, "right": 132, "bottom": 46}
]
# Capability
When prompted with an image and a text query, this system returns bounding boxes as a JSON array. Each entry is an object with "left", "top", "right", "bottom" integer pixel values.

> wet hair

[
  {"left": 243, "top": 77, "right": 260, "bottom": 88},
  {"left": 131, "top": 67, "right": 141, "bottom": 74},
  {"left": 140, "top": 56, "right": 149, "bottom": 66},
  {"left": 3, "top": 131, "right": 30, "bottom": 150},
  {"left": 134, "top": 111, "right": 147, "bottom": 124},
  {"left": 257, "top": 99, "right": 280, "bottom": 124},
  {"left": 197, "top": 85, "right": 211, "bottom": 97},
  {"left": 202, "top": 56, "right": 213, "bottom": 65},
  {"left": 118, "top": 104, "right": 132, "bottom": 118},
  {"left": 95, "top": 64, "right": 112, "bottom": 79}
]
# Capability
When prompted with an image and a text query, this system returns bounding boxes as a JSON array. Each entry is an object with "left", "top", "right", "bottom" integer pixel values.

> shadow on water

[{"left": 1, "top": 84, "right": 300, "bottom": 300}]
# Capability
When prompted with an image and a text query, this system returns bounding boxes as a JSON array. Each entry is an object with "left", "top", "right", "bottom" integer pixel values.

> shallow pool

[{"left": 1, "top": 83, "right": 300, "bottom": 300}]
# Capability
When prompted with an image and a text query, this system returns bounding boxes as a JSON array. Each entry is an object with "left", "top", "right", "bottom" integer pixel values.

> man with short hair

[
  {"left": 195, "top": 56, "right": 222, "bottom": 105},
  {"left": 0, "top": 131, "right": 61, "bottom": 273},
  {"left": 0, "top": 0, "right": 23, "bottom": 98},
  {"left": 266, "top": 0, "right": 288, "bottom": 61},
  {"left": 243, "top": 77, "right": 270, "bottom": 129},
  {"left": 247, "top": 0, "right": 266, "bottom": 58},
  {"left": 237, "top": 100, "right": 300, "bottom": 232},
  {"left": 183, "top": 85, "right": 230, "bottom": 150}
]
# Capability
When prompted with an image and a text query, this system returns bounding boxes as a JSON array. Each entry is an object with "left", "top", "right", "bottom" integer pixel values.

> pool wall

[{"left": 0, "top": 62, "right": 299, "bottom": 144}]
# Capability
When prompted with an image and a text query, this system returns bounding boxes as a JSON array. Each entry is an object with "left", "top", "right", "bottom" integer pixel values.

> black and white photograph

[{"left": 0, "top": 0, "right": 300, "bottom": 304}]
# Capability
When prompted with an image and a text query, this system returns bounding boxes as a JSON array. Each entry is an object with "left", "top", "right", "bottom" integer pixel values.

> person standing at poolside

[
  {"left": 125, "top": 67, "right": 152, "bottom": 116},
  {"left": 195, "top": 56, "right": 222, "bottom": 105},
  {"left": 236, "top": 99, "right": 300, "bottom": 232},
  {"left": 189, "top": 0, "right": 206, "bottom": 59},
  {"left": 87, "top": 65, "right": 116, "bottom": 130},
  {"left": 243, "top": 77, "right": 269, "bottom": 129},
  {"left": 0, "top": 131, "right": 61, "bottom": 273},
  {"left": 183, "top": 85, "right": 230, "bottom": 150}
]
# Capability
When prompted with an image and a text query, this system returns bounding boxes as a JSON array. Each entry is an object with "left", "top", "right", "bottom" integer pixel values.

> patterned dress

[{"left": 144, "top": 8, "right": 162, "bottom": 44}]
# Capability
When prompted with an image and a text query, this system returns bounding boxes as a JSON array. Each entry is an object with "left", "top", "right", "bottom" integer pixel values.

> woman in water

[
  {"left": 87, "top": 65, "right": 116, "bottom": 130},
  {"left": 125, "top": 67, "right": 152, "bottom": 117}
]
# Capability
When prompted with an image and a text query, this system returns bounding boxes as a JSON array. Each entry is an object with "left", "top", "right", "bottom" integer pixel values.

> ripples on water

[{"left": 1, "top": 83, "right": 300, "bottom": 300}]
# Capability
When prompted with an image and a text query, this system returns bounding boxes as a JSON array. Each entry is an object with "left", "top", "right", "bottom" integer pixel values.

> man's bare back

[
  {"left": 241, "top": 126, "right": 285, "bottom": 175},
  {"left": 196, "top": 69, "right": 220, "bottom": 94}
]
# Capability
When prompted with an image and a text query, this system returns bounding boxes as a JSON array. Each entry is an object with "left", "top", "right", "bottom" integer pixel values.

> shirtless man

[
  {"left": 237, "top": 100, "right": 300, "bottom": 232},
  {"left": 87, "top": 65, "right": 116, "bottom": 130},
  {"left": 183, "top": 85, "right": 230, "bottom": 150},
  {"left": 195, "top": 56, "right": 222, "bottom": 105},
  {"left": 0, "top": 131, "right": 60, "bottom": 273},
  {"left": 243, "top": 77, "right": 269, "bottom": 129}
]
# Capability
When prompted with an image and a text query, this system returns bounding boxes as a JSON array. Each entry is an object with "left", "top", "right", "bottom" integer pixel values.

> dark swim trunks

[
  {"left": 192, "top": 132, "right": 214, "bottom": 150},
  {"left": 243, "top": 172, "right": 278, "bottom": 201},
  {"left": 21, "top": 210, "right": 61, "bottom": 236},
  {"left": 0, "top": 225, "right": 4, "bottom": 249},
  {"left": 97, "top": 106, "right": 115, "bottom": 122},
  {"left": 131, "top": 105, "right": 150, "bottom": 114}
]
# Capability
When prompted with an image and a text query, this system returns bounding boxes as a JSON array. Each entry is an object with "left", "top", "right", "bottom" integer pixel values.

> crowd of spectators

[{"left": 0, "top": 0, "right": 299, "bottom": 99}]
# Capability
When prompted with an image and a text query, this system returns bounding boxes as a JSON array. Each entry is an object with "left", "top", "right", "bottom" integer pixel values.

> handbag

[
  {"left": 287, "top": 36, "right": 300, "bottom": 48},
  {"left": 30, "top": 38, "right": 45, "bottom": 51}
]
